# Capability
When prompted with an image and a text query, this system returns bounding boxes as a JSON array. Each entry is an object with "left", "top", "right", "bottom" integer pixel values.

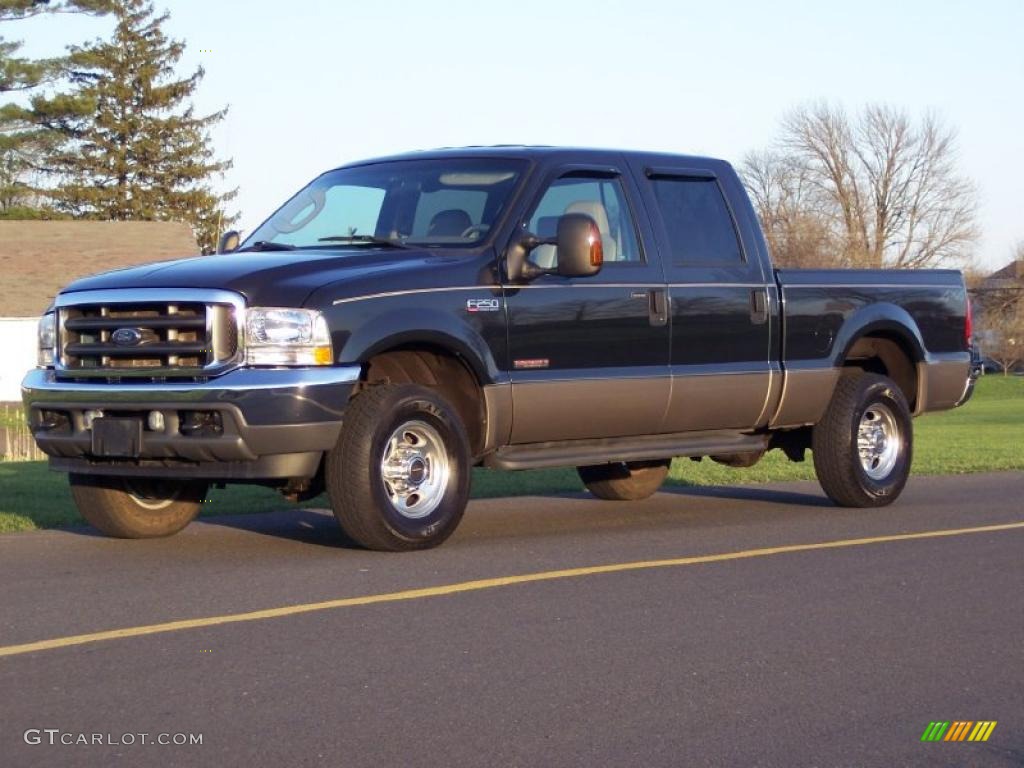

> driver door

[{"left": 504, "top": 167, "right": 670, "bottom": 444}]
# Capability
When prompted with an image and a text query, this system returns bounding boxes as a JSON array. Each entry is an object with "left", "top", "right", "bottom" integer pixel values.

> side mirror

[
  {"left": 555, "top": 213, "right": 603, "bottom": 277},
  {"left": 217, "top": 230, "right": 241, "bottom": 254},
  {"left": 504, "top": 214, "right": 604, "bottom": 282}
]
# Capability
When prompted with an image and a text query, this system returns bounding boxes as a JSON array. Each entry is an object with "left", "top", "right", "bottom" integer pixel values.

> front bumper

[{"left": 21, "top": 366, "right": 361, "bottom": 480}]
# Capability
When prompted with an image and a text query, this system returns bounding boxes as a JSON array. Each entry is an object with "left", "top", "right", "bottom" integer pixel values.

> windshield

[{"left": 243, "top": 158, "right": 527, "bottom": 250}]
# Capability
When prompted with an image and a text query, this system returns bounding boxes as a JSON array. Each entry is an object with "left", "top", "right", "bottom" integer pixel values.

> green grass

[{"left": 1, "top": 376, "right": 1021, "bottom": 534}]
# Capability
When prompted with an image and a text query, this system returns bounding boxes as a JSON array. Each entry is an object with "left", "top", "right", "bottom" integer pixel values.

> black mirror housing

[
  {"left": 217, "top": 230, "right": 241, "bottom": 254},
  {"left": 556, "top": 213, "right": 603, "bottom": 277}
]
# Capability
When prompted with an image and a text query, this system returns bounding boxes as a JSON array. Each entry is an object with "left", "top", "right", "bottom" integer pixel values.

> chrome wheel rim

[
  {"left": 124, "top": 479, "right": 180, "bottom": 511},
  {"left": 857, "top": 403, "right": 901, "bottom": 480},
  {"left": 380, "top": 420, "right": 450, "bottom": 519}
]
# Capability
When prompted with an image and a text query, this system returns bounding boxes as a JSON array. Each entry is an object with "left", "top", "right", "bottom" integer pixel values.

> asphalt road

[{"left": 1, "top": 472, "right": 1022, "bottom": 768}]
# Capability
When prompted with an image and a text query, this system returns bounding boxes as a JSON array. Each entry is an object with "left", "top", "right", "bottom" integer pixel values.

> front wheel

[
  {"left": 812, "top": 372, "right": 913, "bottom": 507},
  {"left": 325, "top": 384, "right": 471, "bottom": 551},
  {"left": 69, "top": 475, "right": 208, "bottom": 538}
]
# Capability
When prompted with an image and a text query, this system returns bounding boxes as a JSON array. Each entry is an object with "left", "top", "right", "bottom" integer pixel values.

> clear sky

[{"left": 16, "top": 0, "right": 1024, "bottom": 270}]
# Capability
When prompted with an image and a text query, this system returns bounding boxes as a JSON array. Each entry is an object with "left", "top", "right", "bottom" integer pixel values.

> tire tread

[
  {"left": 577, "top": 460, "right": 671, "bottom": 501},
  {"left": 69, "top": 475, "right": 206, "bottom": 538},
  {"left": 326, "top": 384, "right": 470, "bottom": 551}
]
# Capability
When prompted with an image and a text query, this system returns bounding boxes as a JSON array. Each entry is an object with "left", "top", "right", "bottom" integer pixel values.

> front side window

[
  {"left": 528, "top": 175, "right": 642, "bottom": 266},
  {"left": 244, "top": 159, "right": 526, "bottom": 250},
  {"left": 649, "top": 177, "right": 744, "bottom": 264}
]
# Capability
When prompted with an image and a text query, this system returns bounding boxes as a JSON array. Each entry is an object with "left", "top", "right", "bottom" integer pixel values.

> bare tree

[
  {"left": 741, "top": 103, "right": 978, "bottom": 269},
  {"left": 741, "top": 149, "right": 837, "bottom": 268}
]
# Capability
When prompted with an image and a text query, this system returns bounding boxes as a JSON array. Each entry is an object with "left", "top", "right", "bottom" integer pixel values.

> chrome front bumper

[{"left": 22, "top": 366, "right": 361, "bottom": 402}]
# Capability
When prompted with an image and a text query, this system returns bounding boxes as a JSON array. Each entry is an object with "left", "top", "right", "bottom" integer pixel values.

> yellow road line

[{"left": 2, "top": 521, "right": 1022, "bottom": 659}]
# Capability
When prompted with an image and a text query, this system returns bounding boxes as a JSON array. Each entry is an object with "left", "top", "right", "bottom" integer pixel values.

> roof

[
  {"left": 0, "top": 221, "right": 198, "bottom": 317},
  {"left": 333, "top": 145, "right": 725, "bottom": 172},
  {"left": 985, "top": 260, "right": 1023, "bottom": 283}
]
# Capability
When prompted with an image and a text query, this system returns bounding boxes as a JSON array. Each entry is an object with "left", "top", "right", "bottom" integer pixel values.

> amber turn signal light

[{"left": 588, "top": 223, "right": 604, "bottom": 267}]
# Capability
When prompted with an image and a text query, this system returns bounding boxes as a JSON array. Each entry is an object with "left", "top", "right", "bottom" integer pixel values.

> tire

[
  {"left": 325, "top": 384, "right": 471, "bottom": 552},
  {"left": 577, "top": 459, "right": 672, "bottom": 501},
  {"left": 69, "top": 475, "right": 208, "bottom": 538},
  {"left": 812, "top": 371, "right": 913, "bottom": 507}
]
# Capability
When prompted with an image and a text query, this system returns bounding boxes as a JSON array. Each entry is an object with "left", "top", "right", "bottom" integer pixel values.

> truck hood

[{"left": 58, "top": 247, "right": 460, "bottom": 307}]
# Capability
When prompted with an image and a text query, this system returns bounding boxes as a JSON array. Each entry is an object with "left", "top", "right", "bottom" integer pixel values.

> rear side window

[{"left": 649, "top": 177, "right": 743, "bottom": 264}]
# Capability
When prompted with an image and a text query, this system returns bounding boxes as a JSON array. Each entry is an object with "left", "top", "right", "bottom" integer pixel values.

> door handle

[
  {"left": 750, "top": 288, "right": 768, "bottom": 325},
  {"left": 648, "top": 288, "right": 668, "bottom": 327}
]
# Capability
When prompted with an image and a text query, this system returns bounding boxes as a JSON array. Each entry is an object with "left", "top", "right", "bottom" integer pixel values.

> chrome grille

[{"left": 55, "top": 289, "right": 244, "bottom": 380}]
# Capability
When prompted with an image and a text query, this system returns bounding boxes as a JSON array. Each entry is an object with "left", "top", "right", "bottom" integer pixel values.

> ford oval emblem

[{"left": 111, "top": 327, "right": 144, "bottom": 346}]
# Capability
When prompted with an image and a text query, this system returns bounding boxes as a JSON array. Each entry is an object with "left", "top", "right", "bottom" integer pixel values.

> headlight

[
  {"left": 245, "top": 308, "right": 333, "bottom": 366},
  {"left": 38, "top": 312, "right": 56, "bottom": 368}
]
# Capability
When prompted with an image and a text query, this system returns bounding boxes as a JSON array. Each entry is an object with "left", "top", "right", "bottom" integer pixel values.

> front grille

[{"left": 57, "top": 293, "right": 241, "bottom": 380}]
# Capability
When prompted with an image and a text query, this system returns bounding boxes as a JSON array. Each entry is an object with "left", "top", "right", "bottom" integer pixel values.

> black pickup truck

[{"left": 22, "top": 147, "right": 979, "bottom": 550}]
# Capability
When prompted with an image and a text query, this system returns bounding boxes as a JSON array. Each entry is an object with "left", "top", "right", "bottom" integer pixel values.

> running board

[{"left": 485, "top": 431, "right": 769, "bottom": 471}]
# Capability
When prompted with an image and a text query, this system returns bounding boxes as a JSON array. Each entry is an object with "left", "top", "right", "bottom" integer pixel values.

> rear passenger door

[
  {"left": 504, "top": 165, "right": 670, "bottom": 443},
  {"left": 628, "top": 160, "right": 773, "bottom": 432}
]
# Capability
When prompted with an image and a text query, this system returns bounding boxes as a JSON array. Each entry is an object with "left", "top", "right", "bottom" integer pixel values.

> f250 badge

[{"left": 466, "top": 298, "right": 500, "bottom": 313}]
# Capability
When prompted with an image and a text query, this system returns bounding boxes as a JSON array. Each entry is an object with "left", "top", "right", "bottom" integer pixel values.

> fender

[
  {"left": 829, "top": 302, "right": 926, "bottom": 368},
  {"left": 333, "top": 305, "right": 503, "bottom": 385}
]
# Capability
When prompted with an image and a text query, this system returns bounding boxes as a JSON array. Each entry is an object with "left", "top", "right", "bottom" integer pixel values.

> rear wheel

[
  {"left": 69, "top": 475, "right": 208, "bottom": 538},
  {"left": 812, "top": 371, "right": 912, "bottom": 507},
  {"left": 326, "top": 384, "right": 471, "bottom": 551},
  {"left": 577, "top": 459, "right": 672, "bottom": 501}
]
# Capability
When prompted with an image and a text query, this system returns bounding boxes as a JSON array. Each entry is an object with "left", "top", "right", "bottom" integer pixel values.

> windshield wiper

[
  {"left": 237, "top": 241, "right": 298, "bottom": 252},
  {"left": 318, "top": 235, "right": 409, "bottom": 249}
]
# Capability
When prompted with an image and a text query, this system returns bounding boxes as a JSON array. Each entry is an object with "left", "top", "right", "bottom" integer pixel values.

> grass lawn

[{"left": 1, "top": 376, "right": 1021, "bottom": 533}]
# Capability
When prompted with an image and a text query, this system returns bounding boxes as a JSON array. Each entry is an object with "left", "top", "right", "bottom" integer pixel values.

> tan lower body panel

[
  {"left": 917, "top": 359, "right": 971, "bottom": 414},
  {"left": 770, "top": 366, "right": 841, "bottom": 428},
  {"left": 509, "top": 376, "right": 670, "bottom": 444},
  {"left": 481, "top": 383, "right": 513, "bottom": 454},
  {"left": 662, "top": 370, "right": 773, "bottom": 433}
]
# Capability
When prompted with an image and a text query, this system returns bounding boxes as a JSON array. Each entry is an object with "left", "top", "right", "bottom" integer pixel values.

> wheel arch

[
  {"left": 356, "top": 341, "right": 490, "bottom": 459},
  {"left": 337, "top": 305, "right": 501, "bottom": 385},
  {"left": 831, "top": 304, "right": 925, "bottom": 410}
]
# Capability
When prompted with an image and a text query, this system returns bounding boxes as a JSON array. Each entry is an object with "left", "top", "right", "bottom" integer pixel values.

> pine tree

[
  {"left": 0, "top": 1, "right": 112, "bottom": 216},
  {"left": 35, "top": 0, "right": 236, "bottom": 251}
]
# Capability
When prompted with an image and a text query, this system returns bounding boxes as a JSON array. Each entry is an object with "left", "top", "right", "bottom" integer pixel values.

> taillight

[{"left": 964, "top": 296, "right": 973, "bottom": 346}]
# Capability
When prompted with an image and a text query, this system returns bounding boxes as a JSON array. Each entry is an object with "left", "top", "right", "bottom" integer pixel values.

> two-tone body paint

[
  {"left": 496, "top": 153, "right": 671, "bottom": 443},
  {"left": 51, "top": 146, "right": 976, "bottom": 459},
  {"left": 621, "top": 152, "right": 781, "bottom": 433},
  {"left": 290, "top": 148, "right": 974, "bottom": 442},
  {"left": 773, "top": 269, "right": 972, "bottom": 423}
]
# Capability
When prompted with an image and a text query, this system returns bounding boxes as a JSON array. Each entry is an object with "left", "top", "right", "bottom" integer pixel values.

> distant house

[
  {"left": 970, "top": 259, "right": 1024, "bottom": 373},
  {"left": 969, "top": 259, "right": 1024, "bottom": 311},
  {"left": 979, "top": 259, "right": 1024, "bottom": 288},
  {"left": 0, "top": 220, "right": 199, "bottom": 317},
  {"left": 0, "top": 221, "right": 199, "bottom": 401}
]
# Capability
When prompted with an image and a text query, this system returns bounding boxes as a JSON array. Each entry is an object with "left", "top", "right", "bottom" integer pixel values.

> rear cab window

[{"left": 647, "top": 175, "right": 744, "bottom": 266}]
